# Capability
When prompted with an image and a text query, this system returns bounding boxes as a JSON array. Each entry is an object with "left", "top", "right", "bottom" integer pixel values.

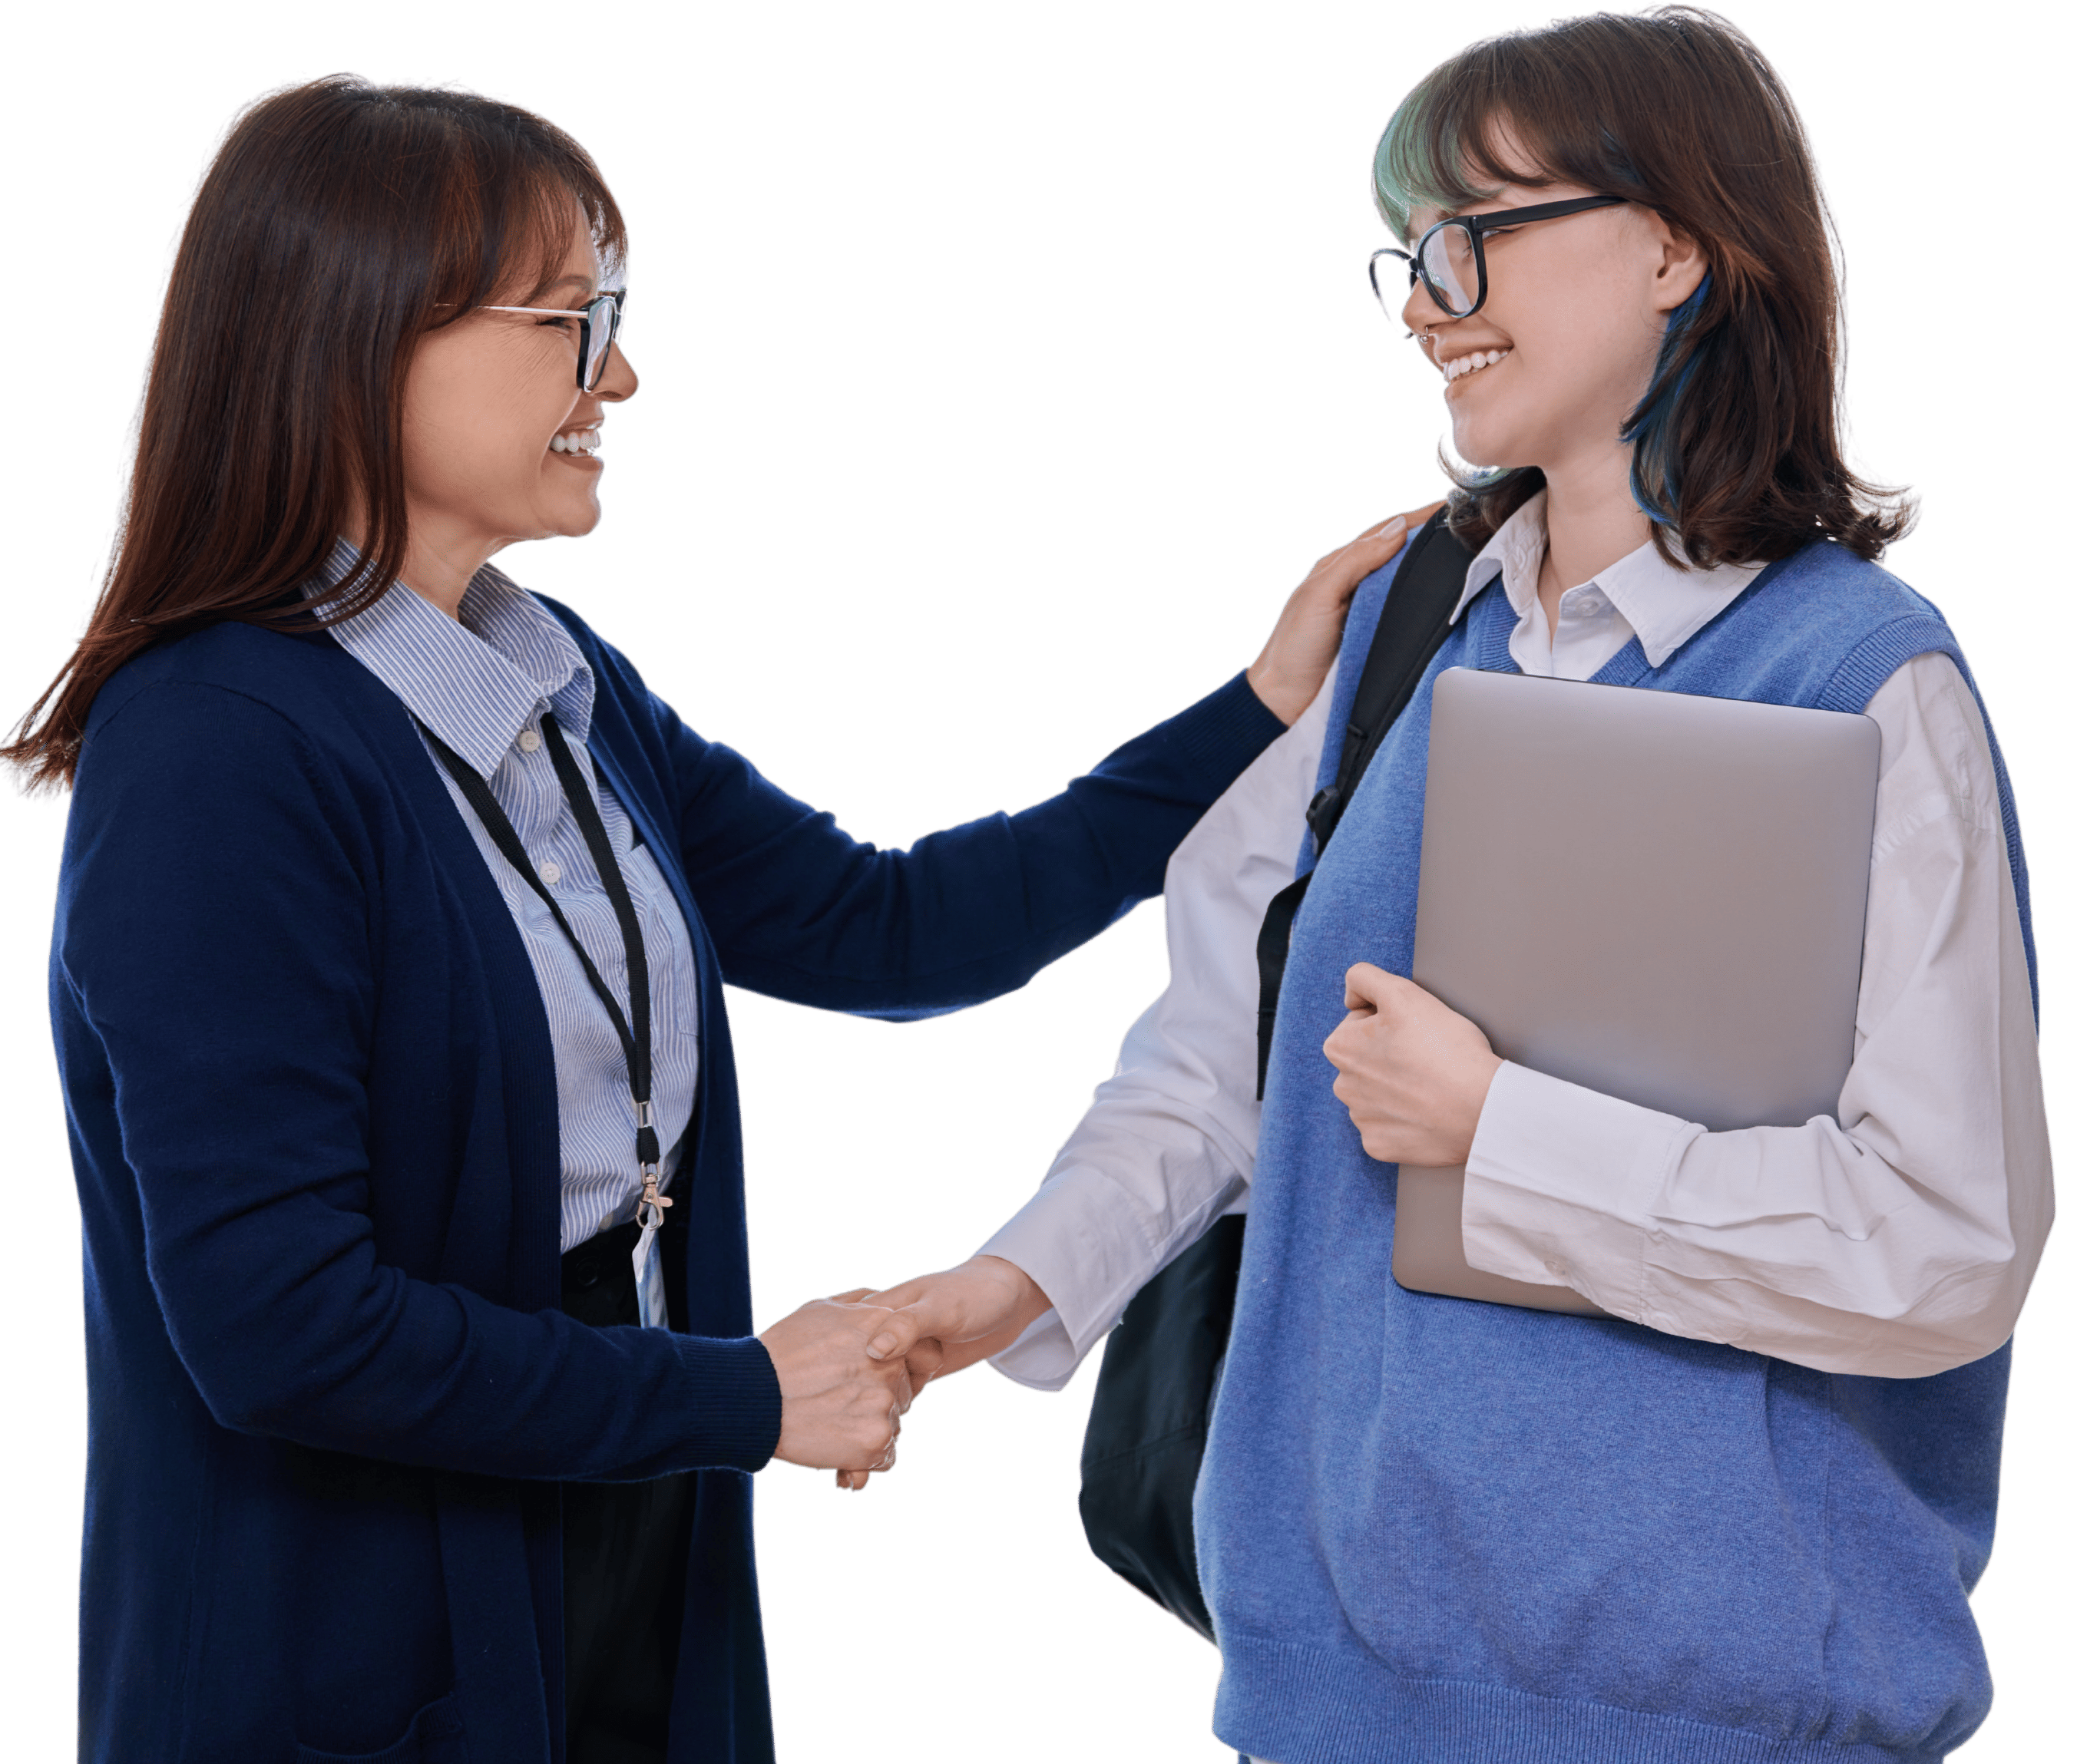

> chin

[
  {"left": 1448, "top": 413, "right": 1529, "bottom": 475},
  {"left": 547, "top": 497, "right": 606, "bottom": 540}
]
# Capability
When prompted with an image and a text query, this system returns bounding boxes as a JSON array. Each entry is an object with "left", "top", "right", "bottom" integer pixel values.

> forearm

[
  {"left": 1461, "top": 1062, "right": 2049, "bottom": 1376},
  {"left": 981, "top": 683, "right": 1331, "bottom": 1385},
  {"left": 116, "top": 1158, "right": 785, "bottom": 1477},
  {"left": 245, "top": 1284, "right": 782, "bottom": 1479},
  {"left": 670, "top": 672, "right": 1286, "bottom": 1016},
  {"left": 981, "top": 1128, "right": 1250, "bottom": 1389},
  {"left": 1450, "top": 654, "right": 2052, "bottom": 1377}
]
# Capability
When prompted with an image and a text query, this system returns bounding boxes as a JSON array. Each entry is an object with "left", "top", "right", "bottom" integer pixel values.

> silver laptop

[{"left": 1392, "top": 667, "right": 1880, "bottom": 1315}]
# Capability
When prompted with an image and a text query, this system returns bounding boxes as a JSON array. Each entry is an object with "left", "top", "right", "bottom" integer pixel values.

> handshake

[{"left": 755, "top": 1255, "right": 1054, "bottom": 1489}]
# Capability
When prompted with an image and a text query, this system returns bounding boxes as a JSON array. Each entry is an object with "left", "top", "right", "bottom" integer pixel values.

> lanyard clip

[{"left": 637, "top": 1163, "right": 673, "bottom": 1233}]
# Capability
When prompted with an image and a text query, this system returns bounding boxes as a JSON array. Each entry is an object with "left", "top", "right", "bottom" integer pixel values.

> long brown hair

[
  {"left": 5, "top": 77, "right": 626, "bottom": 790},
  {"left": 1372, "top": 6, "right": 1911, "bottom": 568}
]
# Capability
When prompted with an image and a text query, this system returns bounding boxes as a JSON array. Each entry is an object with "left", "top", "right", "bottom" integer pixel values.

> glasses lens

[
  {"left": 581, "top": 296, "right": 619, "bottom": 391},
  {"left": 1418, "top": 223, "right": 1480, "bottom": 317}
]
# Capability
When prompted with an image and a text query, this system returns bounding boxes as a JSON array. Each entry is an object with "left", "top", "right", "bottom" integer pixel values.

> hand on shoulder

[{"left": 1245, "top": 502, "right": 1445, "bottom": 724}]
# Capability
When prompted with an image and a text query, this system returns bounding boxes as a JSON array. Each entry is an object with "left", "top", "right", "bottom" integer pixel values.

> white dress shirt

[
  {"left": 981, "top": 495, "right": 2053, "bottom": 1382},
  {"left": 321, "top": 550, "right": 699, "bottom": 1324}
]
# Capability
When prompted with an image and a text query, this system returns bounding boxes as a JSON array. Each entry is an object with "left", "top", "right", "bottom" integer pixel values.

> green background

[{"left": 4, "top": 0, "right": 2060, "bottom": 1751}]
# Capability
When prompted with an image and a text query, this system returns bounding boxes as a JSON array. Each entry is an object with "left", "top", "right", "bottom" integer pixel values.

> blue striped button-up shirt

[{"left": 319, "top": 549, "right": 699, "bottom": 1321}]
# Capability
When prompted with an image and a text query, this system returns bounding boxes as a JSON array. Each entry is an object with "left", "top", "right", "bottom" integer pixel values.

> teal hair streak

[{"left": 1622, "top": 273, "right": 1711, "bottom": 527}]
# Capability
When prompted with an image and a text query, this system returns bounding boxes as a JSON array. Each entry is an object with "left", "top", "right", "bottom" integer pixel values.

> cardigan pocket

[{"left": 294, "top": 1693, "right": 467, "bottom": 1764}]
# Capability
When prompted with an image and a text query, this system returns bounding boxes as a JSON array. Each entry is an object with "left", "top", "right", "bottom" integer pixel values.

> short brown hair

[
  {"left": 1373, "top": 6, "right": 1910, "bottom": 569},
  {"left": 5, "top": 77, "right": 625, "bottom": 790}
]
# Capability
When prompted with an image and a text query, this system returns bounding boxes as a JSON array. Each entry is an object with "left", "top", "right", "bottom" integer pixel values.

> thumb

[
  {"left": 864, "top": 1302, "right": 938, "bottom": 1363},
  {"left": 1344, "top": 960, "right": 1395, "bottom": 1014}
]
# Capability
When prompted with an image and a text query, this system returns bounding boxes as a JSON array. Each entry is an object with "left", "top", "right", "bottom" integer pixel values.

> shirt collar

[
  {"left": 312, "top": 540, "right": 594, "bottom": 777},
  {"left": 1447, "top": 489, "right": 1765, "bottom": 668}
]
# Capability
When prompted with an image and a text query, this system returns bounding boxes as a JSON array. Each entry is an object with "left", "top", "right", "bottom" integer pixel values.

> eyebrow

[{"left": 541, "top": 272, "right": 599, "bottom": 298}]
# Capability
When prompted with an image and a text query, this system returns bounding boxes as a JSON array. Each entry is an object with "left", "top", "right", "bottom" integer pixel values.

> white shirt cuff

[
  {"left": 1460, "top": 1060, "right": 1701, "bottom": 1320},
  {"left": 975, "top": 1163, "right": 1165, "bottom": 1390},
  {"left": 982, "top": 1307, "right": 1081, "bottom": 1392}
]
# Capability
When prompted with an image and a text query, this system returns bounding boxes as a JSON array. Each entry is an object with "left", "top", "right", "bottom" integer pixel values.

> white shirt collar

[
  {"left": 1447, "top": 490, "right": 1764, "bottom": 669},
  {"left": 309, "top": 540, "right": 595, "bottom": 778}
]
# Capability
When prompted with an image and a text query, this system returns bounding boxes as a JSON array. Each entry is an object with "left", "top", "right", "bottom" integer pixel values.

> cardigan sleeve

[
  {"left": 653, "top": 672, "right": 1288, "bottom": 1016},
  {"left": 56, "top": 679, "right": 779, "bottom": 1481}
]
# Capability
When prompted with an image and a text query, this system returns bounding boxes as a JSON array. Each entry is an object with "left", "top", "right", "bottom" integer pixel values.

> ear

[{"left": 1644, "top": 212, "right": 1708, "bottom": 315}]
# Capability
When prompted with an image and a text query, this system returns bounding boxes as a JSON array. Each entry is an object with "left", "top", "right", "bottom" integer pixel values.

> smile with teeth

[
  {"left": 550, "top": 428, "right": 600, "bottom": 456},
  {"left": 1444, "top": 349, "right": 1512, "bottom": 384}
]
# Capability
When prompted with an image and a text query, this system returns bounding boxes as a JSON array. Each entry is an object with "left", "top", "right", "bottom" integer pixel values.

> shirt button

[
  {"left": 537, "top": 861, "right": 562, "bottom": 885},
  {"left": 517, "top": 729, "right": 541, "bottom": 753}
]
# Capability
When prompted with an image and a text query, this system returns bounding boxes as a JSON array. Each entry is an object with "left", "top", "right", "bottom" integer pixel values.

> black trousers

[{"left": 561, "top": 1221, "right": 693, "bottom": 1764}]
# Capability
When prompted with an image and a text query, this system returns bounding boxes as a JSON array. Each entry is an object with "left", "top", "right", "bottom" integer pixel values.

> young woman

[
  {"left": 5, "top": 78, "right": 1417, "bottom": 1764},
  {"left": 862, "top": 9, "right": 2052, "bottom": 1761}
]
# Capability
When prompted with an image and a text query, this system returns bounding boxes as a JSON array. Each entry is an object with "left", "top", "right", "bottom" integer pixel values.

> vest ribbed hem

[{"left": 1213, "top": 1632, "right": 1946, "bottom": 1764}]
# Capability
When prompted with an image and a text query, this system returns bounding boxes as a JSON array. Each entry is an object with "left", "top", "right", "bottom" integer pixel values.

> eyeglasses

[
  {"left": 1368, "top": 197, "right": 1626, "bottom": 322},
  {"left": 478, "top": 290, "right": 627, "bottom": 391}
]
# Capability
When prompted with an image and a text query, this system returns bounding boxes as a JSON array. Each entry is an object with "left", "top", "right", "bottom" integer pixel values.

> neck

[
  {"left": 1535, "top": 453, "right": 1652, "bottom": 624},
  {"left": 342, "top": 510, "right": 498, "bottom": 622}
]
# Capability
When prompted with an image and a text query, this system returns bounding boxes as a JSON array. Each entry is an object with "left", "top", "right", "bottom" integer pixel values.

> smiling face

[
  {"left": 394, "top": 214, "right": 637, "bottom": 593},
  {"left": 1400, "top": 154, "right": 1704, "bottom": 490}
]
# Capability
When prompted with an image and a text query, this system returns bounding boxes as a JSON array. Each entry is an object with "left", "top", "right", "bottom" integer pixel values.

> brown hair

[
  {"left": 5, "top": 77, "right": 626, "bottom": 790},
  {"left": 1372, "top": 6, "right": 1911, "bottom": 568}
]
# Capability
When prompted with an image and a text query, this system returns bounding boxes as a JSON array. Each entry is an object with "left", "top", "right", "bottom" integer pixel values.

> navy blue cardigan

[{"left": 51, "top": 602, "right": 1282, "bottom": 1764}]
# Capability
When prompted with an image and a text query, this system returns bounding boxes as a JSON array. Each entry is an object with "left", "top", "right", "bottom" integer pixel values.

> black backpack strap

[{"left": 1254, "top": 510, "right": 1476, "bottom": 1097}]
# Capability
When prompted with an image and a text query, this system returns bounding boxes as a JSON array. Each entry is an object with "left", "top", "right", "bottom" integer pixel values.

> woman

[
  {"left": 862, "top": 9, "right": 2052, "bottom": 1762},
  {"left": 5, "top": 78, "right": 1416, "bottom": 1764}
]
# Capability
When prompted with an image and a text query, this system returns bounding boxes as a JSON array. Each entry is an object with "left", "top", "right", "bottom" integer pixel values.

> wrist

[
  {"left": 969, "top": 1254, "right": 1053, "bottom": 1336},
  {"left": 1245, "top": 659, "right": 1303, "bottom": 727},
  {"left": 1453, "top": 1051, "right": 1504, "bottom": 1160}
]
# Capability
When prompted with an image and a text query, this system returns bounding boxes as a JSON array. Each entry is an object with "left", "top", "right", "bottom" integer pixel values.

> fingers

[
  {"left": 822, "top": 1287, "right": 897, "bottom": 1311},
  {"left": 1361, "top": 500, "right": 1444, "bottom": 541},
  {"left": 1315, "top": 502, "right": 1437, "bottom": 593},
  {"left": 840, "top": 1373, "right": 909, "bottom": 1490},
  {"left": 762, "top": 1292, "right": 916, "bottom": 1479},
  {"left": 1351, "top": 498, "right": 1442, "bottom": 546},
  {"left": 1325, "top": 518, "right": 1409, "bottom": 585}
]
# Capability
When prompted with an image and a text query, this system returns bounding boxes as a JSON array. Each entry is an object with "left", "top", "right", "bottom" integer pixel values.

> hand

[
  {"left": 785, "top": 1265, "right": 1047, "bottom": 1491},
  {"left": 758, "top": 1290, "right": 914, "bottom": 1487},
  {"left": 1323, "top": 963, "right": 1503, "bottom": 1167},
  {"left": 830, "top": 1257, "right": 1056, "bottom": 1491},
  {"left": 1245, "top": 502, "right": 1445, "bottom": 725}
]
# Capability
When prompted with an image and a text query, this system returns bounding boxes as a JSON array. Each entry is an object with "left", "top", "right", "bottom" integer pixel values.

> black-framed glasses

[
  {"left": 1368, "top": 196, "right": 1626, "bottom": 321},
  {"left": 479, "top": 289, "right": 627, "bottom": 391}
]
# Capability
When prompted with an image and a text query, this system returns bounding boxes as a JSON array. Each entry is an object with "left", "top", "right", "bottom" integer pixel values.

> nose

[
  {"left": 1401, "top": 274, "right": 1450, "bottom": 352},
  {"left": 596, "top": 341, "right": 638, "bottom": 402}
]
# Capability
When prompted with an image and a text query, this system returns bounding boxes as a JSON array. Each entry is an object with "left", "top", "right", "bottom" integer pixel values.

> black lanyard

[{"left": 420, "top": 712, "right": 671, "bottom": 1234}]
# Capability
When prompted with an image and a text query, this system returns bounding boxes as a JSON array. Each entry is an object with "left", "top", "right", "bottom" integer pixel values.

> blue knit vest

[{"left": 1199, "top": 540, "right": 2036, "bottom": 1764}]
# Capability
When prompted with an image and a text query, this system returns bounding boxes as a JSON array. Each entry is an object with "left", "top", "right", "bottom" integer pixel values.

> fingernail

[{"left": 866, "top": 1335, "right": 896, "bottom": 1360}]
